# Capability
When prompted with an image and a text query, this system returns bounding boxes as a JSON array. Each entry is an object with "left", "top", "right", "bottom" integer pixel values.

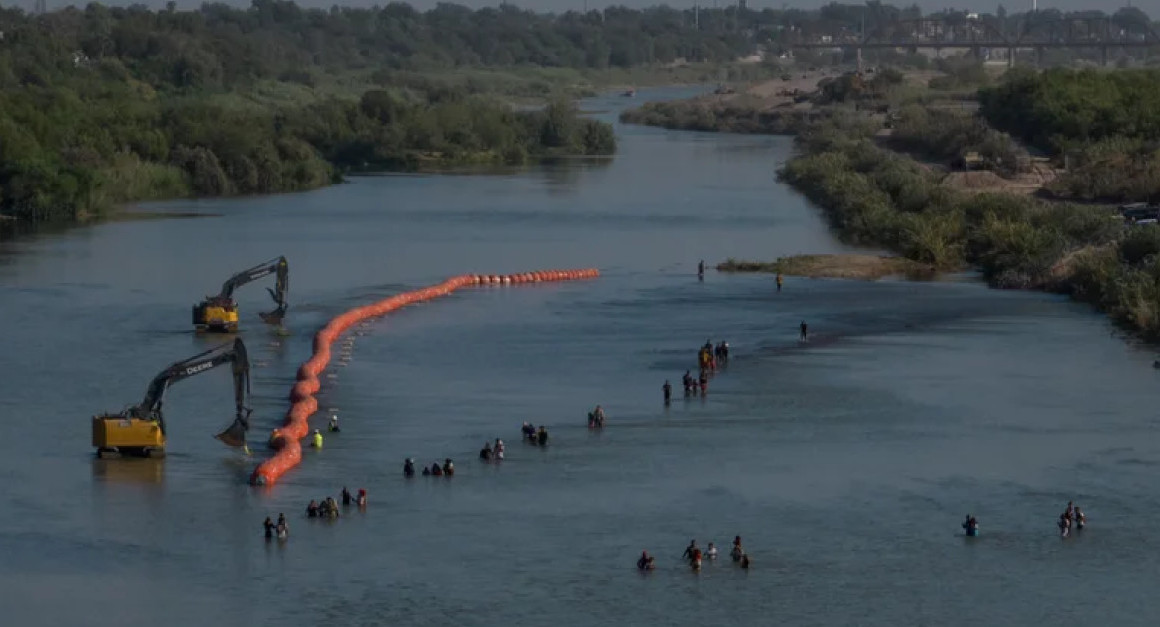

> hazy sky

[{"left": 26, "top": 0, "right": 1160, "bottom": 18}]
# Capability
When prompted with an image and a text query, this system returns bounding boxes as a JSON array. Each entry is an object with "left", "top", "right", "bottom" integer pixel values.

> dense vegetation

[
  {"left": 6, "top": 2, "right": 1145, "bottom": 86},
  {"left": 620, "top": 98, "right": 821, "bottom": 135},
  {"left": 0, "top": 4, "right": 630, "bottom": 224},
  {"left": 888, "top": 107, "right": 1029, "bottom": 176},
  {"left": 1043, "top": 138, "right": 1160, "bottom": 202},
  {"left": 0, "top": 80, "right": 615, "bottom": 222},
  {"left": 0, "top": 5, "right": 735, "bottom": 91},
  {"left": 980, "top": 69, "right": 1160, "bottom": 202},
  {"left": 980, "top": 69, "right": 1160, "bottom": 150},
  {"left": 3, "top": 1, "right": 1156, "bottom": 225},
  {"left": 780, "top": 121, "right": 1160, "bottom": 338}
]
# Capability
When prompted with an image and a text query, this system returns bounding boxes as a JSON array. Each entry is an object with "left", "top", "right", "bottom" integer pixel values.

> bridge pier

[
  {"left": 1035, "top": 46, "right": 1045, "bottom": 67},
  {"left": 1007, "top": 47, "right": 1016, "bottom": 68},
  {"left": 856, "top": 47, "right": 863, "bottom": 73}
]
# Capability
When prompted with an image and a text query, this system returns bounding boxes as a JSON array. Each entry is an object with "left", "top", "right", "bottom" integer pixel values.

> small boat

[{"left": 622, "top": 88, "right": 636, "bottom": 97}]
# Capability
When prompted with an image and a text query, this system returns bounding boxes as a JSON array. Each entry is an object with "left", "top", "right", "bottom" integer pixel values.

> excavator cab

[
  {"left": 194, "top": 257, "right": 287, "bottom": 333},
  {"left": 193, "top": 297, "right": 240, "bottom": 333},
  {"left": 93, "top": 339, "right": 252, "bottom": 458}
]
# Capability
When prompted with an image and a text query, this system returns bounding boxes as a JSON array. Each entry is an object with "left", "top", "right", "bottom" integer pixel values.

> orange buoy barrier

[{"left": 249, "top": 267, "right": 600, "bottom": 486}]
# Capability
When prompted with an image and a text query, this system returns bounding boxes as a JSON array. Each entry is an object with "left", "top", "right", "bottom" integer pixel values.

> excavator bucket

[
  {"left": 215, "top": 417, "right": 249, "bottom": 448},
  {"left": 259, "top": 300, "right": 287, "bottom": 325}
]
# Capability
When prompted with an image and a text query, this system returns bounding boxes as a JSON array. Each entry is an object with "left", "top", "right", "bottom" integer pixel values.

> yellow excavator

[
  {"left": 92, "top": 339, "right": 252, "bottom": 458},
  {"left": 192, "top": 257, "right": 288, "bottom": 332}
]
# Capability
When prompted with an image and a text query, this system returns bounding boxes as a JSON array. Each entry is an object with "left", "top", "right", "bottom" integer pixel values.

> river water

[{"left": 1, "top": 87, "right": 1158, "bottom": 626}]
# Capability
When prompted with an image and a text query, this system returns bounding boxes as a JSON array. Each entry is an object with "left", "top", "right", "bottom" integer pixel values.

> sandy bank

[{"left": 718, "top": 254, "right": 937, "bottom": 281}]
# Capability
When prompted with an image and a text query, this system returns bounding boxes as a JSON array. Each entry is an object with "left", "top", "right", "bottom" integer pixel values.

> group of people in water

[
  {"left": 263, "top": 513, "right": 289, "bottom": 541},
  {"left": 402, "top": 457, "right": 456, "bottom": 477},
  {"left": 398, "top": 423, "right": 550, "bottom": 480},
  {"left": 1058, "top": 501, "right": 1087, "bottom": 537},
  {"left": 638, "top": 536, "right": 750, "bottom": 572},
  {"left": 961, "top": 502, "right": 1088, "bottom": 538},
  {"left": 479, "top": 438, "right": 505, "bottom": 461},
  {"left": 306, "top": 486, "right": 367, "bottom": 519},
  {"left": 262, "top": 487, "right": 369, "bottom": 540},
  {"left": 303, "top": 415, "right": 342, "bottom": 450},
  {"left": 664, "top": 339, "right": 730, "bottom": 402},
  {"left": 522, "top": 422, "right": 551, "bottom": 445},
  {"left": 307, "top": 487, "right": 367, "bottom": 518},
  {"left": 310, "top": 415, "right": 343, "bottom": 449},
  {"left": 699, "top": 339, "right": 729, "bottom": 374}
]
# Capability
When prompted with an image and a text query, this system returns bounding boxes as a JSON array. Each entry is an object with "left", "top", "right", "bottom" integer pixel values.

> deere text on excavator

[
  {"left": 92, "top": 339, "right": 252, "bottom": 458},
  {"left": 193, "top": 257, "right": 288, "bottom": 332}
]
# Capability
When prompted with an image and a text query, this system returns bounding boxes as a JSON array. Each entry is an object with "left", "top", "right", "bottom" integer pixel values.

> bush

[
  {"left": 890, "top": 107, "right": 1029, "bottom": 176},
  {"left": 980, "top": 68, "right": 1160, "bottom": 150},
  {"left": 781, "top": 125, "right": 1160, "bottom": 337},
  {"left": 620, "top": 100, "right": 825, "bottom": 136},
  {"left": 2, "top": 3, "right": 648, "bottom": 222},
  {"left": 1119, "top": 225, "right": 1160, "bottom": 265}
]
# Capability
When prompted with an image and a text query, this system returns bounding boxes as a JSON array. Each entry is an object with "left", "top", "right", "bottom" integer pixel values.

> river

[{"left": 1, "top": 87, "right": 1158, "bottom": 626}]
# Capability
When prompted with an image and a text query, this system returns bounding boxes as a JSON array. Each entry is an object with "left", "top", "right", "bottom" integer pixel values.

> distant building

[{"left": 738, "top": 0, "right": 747, "bottom": 8}]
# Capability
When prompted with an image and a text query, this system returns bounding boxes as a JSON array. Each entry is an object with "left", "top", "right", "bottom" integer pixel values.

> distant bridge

[{"left": 785, "top": 16, "right": 1160, "bottom": 66}]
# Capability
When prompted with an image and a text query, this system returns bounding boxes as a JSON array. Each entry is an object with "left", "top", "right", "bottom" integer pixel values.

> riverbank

[
  {"left": 718, "top": 254, "right": 935, "bottom": 280},
  {"left": 625, "top": 66, "right": 1160, "bottom": 339},
  {"left": 0, "top": 88, "right": 616, "bottom": 229},
  {"left": 5, "top": 2, "right": 783, "bottom": 230},
  {"left": 2, "top": 60, "right": 766, "bottom": 237},
  {"left": 618, "top": 70, "right": 831, "bottom": 134},
  {"left": 778, "top": 129, "right": 1160, "bottom": 337}
]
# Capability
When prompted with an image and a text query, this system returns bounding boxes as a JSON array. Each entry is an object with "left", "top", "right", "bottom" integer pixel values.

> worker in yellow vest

[{"left": 311, "top": 429, "right": 323, "bottom": 449}]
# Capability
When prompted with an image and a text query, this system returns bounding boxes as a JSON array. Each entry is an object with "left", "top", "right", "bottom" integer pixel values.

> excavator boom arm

[
  {"left": 218, "top": 257, "right": 287, "bottom": 302},
  {"left": 211, "top": 257, "right": 289, "bottom": 325},
  {"left": 132, "top": 339, "right": 251, "bottom": 446}
]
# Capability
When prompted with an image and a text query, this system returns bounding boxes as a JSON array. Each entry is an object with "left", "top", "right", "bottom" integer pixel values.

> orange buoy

[{"left": 250, "top": 266, "right": 600, "bottom": 486}]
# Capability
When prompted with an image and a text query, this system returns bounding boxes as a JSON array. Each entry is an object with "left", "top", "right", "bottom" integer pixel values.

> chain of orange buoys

[{"left": 249, "top": 269, "right": 601, "bottom": 486}]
